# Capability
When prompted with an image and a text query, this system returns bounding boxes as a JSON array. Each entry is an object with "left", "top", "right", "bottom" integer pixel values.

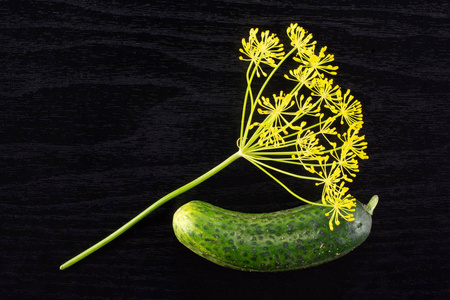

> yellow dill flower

[
  {"left": 286, "top": 23, "right": 316, "bottom": 53},
  {"left": 257, "top": 92, "right": 296, "bottom": 129},
  {"left": 324, "top": 182, "right": 356, "bottom": 231},
  {"left": 310, "top": 77, "right": 342, "bottom": 106},
  {"left": 318, "top": 114, "right": 338, "bottom": 136},
  {"left": 338, "top": 127, "right": 369, "bottom": 160},
  {"left": 327, "top": 89, "right": 363, "bottom": 129},
  {"left": 296, "top": 45, "right": 339, "bottom": 76},
  {"left": 312, "top": 156, "right": 348, "bottom": 200},
  {"left": 294, "top": 92, "right": 321, "bottom": 117},
  {"left": 245, "top": 92, "right": 298, "bottom": 148},
  {"left": 239, "top": 28, "right": 284, "bottom": 77},
  {"left": 330, "top": 147, "right": 360, "bottom": 179},
  {"left": 257, "top": 126, "right": 287, "bottom": 148},
  {"left": 294, "top": 128, "right": 325, "bottom": 161},
  {"left": 239, "top": 28, "right": 258, "bottom": 58},
  {"left": 284, "top": 66, "right": 317, "bottom": 87},
  {"left": 257, "top": 30, "right": 285, "bottom": 61}
]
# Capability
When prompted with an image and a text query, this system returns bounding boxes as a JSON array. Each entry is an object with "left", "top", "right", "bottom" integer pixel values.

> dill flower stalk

[{"left": 60, "top": 23, "right": 369, "bottom": 270}]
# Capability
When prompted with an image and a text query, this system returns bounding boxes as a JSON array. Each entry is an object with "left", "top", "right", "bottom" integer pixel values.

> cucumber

[{"left": 173, "top": 196, "right": 377, "bottom": 272}]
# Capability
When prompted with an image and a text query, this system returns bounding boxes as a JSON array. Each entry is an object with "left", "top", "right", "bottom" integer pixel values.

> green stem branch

[
  {"left": 60, "top": 151, "right": 241, "bottom": 270},
  {"left": 246, "top": 157, "right": 329, "bottom": 207}
]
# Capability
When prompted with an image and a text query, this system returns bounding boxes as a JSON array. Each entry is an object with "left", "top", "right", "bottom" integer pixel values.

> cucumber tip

[{"left": 365, "top": 195, "right": 379, "bottom": 215}]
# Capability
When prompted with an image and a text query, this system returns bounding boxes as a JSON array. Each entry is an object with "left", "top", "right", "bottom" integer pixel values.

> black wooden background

[{"left": 1, "top": 1, "right": 449, "bottom": 299}]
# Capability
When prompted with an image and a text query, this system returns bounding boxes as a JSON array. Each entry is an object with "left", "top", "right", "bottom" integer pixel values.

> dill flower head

[
  {"left": 239, "top": 28, "right": 285, "bottom": 77},
  {"left": 237, "top": 23, "right": 368, "bottom": 230}
]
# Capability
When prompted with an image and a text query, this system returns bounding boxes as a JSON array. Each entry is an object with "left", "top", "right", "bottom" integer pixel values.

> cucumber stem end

[{"left": 364, "top": 195, "right": 379, "bottom": 216}]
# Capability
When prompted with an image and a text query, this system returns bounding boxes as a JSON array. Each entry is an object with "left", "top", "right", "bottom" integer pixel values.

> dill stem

[
  {"left": 242, "top": 47, "right": 297, "bottom": 148},
  {"left": 239, "top": 61, "right": 259, "bottom": 148},
  {"left": 246, "top": 157, "right": 329, "bottom": 207},
  {"left": 60, "top": 151, "right": 241, "bottom": 270},
  {"left": 246, "top": 156, "right": 320, "bottom": 182}
]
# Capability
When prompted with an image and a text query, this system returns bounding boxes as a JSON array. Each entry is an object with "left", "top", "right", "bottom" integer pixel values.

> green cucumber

[{"left": 173, "top": 196, "right": 378, "bottom": 272}]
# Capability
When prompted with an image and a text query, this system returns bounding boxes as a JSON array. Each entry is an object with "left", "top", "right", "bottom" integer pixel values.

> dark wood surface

[{"left": 1, "top": 1, "right": 449, "bottom": 299}]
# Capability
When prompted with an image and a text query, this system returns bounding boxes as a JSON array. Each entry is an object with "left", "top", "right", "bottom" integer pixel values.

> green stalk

[
  {"left": 60, "top": 151, "right": 241, "bottom": 270},
  {"left": 241, "top": 47, "right": 297, "bottom": 147},
  {"left": 246, "top": 156, "right": 328, "bottom": 207},
  {"left": 245, "top": 156, "right": 320, "bottom": 182},
  {"left": 239, "top": 61, "right": 259, "bottom": 148}
]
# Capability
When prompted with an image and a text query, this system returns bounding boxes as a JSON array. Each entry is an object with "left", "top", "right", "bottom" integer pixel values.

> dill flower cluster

[{"left": 238, "top": 23, "right": 368, "bottom": 230}]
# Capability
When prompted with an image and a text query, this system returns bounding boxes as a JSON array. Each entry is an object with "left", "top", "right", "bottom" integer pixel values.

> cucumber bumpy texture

[{"left": 173, "top": 198, "right": 377, "bottom": 272}]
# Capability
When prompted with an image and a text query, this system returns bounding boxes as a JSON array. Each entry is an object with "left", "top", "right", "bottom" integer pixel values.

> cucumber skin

[{"left": 173, "top": 200, "right": 372, "bottom": 272}]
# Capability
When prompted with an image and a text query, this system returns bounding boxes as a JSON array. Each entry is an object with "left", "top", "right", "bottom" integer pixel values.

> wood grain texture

[{"left": 1, "top": 0, "right": 449, "bottom": 299}]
